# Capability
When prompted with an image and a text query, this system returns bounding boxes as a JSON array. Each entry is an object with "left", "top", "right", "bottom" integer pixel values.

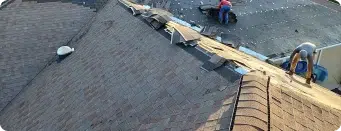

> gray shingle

[
  {"left": 137, "top": 0, "right": 341, "bottom": 57},
  {"left": 0, "top": 0, "right": 95, "bottom": 111},
  {"left": 0, "top": 0, "right": 240, "bottom": 130}
]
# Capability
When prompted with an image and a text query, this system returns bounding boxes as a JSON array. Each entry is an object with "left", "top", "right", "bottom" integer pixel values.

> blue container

[
  {"left": 281, "top": 61, "right": 328, "bottom": 82},
  {"left": 313, "top": 65, "right": 328, "bottom": 82},
  {"left": 281, "top": 61, "right": 307, "bottom": 73}
]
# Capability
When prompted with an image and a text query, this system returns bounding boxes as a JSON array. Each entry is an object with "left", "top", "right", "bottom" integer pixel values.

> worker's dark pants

[
  {"left": 219, "top": 5, "right": 230, "bottom": 24},
  {"left": 290, "top": 53, "right": 312, "bottom": 79}
]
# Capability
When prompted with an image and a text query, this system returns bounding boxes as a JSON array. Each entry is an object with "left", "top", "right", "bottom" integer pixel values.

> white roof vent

[{"left": 57, "top": 46, "right": 74, "bottom": 55}]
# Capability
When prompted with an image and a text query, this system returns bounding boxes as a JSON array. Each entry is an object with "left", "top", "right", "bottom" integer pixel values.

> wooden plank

[
  {"left": 119, "top": 0, "right": 148, "bottom": 12},
  {"left": 165, "top": 17, "right": 341, "bottom": 112},
  {"left": 131, "top": 4, "right": 145, "bottom": 10},
  {"left": 165, "top": 22, "right": 341, "bottom": 110},
  {"left": 167, "top": 21, "right": 201, "bottom": 41},
  {"left": 197, "top": 36, "right": 341, "bottom": 110}
]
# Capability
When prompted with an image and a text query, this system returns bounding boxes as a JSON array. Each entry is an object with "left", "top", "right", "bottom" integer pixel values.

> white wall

[{"left": 318, "top": 45, "right": 341, "bottom": 90}]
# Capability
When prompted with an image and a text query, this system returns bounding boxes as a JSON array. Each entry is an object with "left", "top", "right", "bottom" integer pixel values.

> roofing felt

[
  {"left": 0, "top": 0, "right": 242, "bottom": 130},
  {"left": 135, "top": 0, "right": 341, "bottom": 58}
]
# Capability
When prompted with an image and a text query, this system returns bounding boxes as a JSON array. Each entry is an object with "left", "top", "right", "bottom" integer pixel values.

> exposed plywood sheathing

[
  {"left": 166, "top": 21, "right": 341, "bottom": 111},
  {"left": 118, "top": 2, "right": 341, "bottom": 130},
  {"left": 167, "top": 21, "right": 201, "bottom": 41},
  {"left": 130, "top": 4, "right": 145, "bottom": 10},
  {"left": 147, "top": 8, "right": 173, "bottom": 18},
  {"left": 119, "top": 0, "right": 149, "bottom": 15},
  {"left": 199, "top": 37, "right": 341, "bottom": 111}
]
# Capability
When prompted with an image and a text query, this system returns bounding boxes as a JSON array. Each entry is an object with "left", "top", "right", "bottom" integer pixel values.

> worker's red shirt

[{"left": 218, "top": 0, "right": 232, "bottom": 8}]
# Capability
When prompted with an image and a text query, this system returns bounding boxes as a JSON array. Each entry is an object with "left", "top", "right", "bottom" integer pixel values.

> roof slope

[
  {"left": 165, "top": 15, "right": 341, "bottom": 130},
  {"left": 233, "top": 72, "right": 341, "bottom": 131},
  {"left": 233, "top": 73, "right": 269, "bottom": 131},
  {"left": 126, "top": 2, "right": 341, "bottom": 130},
  {"left": 0, "top": 0, "right": 94, "bottom": 111},
  {"left": 0, "top": 0, "right": 241, "bottom": 130},
  {"left": 195, "top": 34, "right": 341, "bottom": 110},
  {"left": 163, "top": 14, "right": 341, "bottom": 130},
  {"left": 1, "top": 0, "right": 340, "bottom": 130},
  {"left": 137, "top": 0, "right": 341, "bottom": 57}
]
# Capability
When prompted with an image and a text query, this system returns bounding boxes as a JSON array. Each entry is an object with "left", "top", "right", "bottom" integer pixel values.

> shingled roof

[
  {"left": 1, "top": 0, "right": 341, "bottom": 130},
  {"left": 0, "top": 0, "right": 95, "bottom": 111},
  {"left": 136, "top": 0, "right": 341, "bottom": 57},
  {"left": 0, "top": 0, "right": 242, "bottom": 130},
  {"left": 233, "top": 71, "right": 341, "bottom": 131},
  {"left": 161, "top": 5, "right": 341, "bottom": 130}
]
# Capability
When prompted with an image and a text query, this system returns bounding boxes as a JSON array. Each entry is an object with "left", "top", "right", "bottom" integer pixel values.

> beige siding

[{"left": 318, "top": 45, "right": 341, "bottom": 89}]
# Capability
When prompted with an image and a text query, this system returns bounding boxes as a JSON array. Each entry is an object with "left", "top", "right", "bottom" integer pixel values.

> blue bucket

[
  {"left": 281, "top": 61, "right": 307, "bottom": 73},
  {"left": 313, "top": 65, "right": 328, "bottom": 82},
  {"left": 281, "top": 61, "right": 329, "bottom": 82}
]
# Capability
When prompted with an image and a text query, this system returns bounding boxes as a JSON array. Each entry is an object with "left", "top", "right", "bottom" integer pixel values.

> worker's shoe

[
  {"left": 286, "top": 71, "right": 294, "bottom": 75},
  {"left": 306, "top": 78, "right": 311, "bottom": 84}
]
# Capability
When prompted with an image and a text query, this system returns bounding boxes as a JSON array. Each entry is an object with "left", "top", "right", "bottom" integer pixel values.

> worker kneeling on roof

[
  {"left": 218, "top": 0, "right": 232, "bottom": 24},
  {"left": 287, "top": 42, "right": 317, "bottom": 84}
]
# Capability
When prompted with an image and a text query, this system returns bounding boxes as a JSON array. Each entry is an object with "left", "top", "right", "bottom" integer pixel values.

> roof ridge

[
  {"left": 232, "top": 73, "right": 270, "bottom": 131},
  {"left": 231, "top": 71, "right": 341, "bottom": 131}
]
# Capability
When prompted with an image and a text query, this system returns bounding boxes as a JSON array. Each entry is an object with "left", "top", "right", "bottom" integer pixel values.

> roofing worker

[
  {"left": 286, "top": 42, "right": 317, "bottom": 84},
  {"left": 218, "top": 0, "right": 232, "bottom": 24}
]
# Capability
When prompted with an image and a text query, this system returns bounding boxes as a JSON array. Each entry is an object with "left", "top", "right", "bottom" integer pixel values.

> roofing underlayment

[{"left": 135, "top": 0, "right": 341, "bottom": 58}]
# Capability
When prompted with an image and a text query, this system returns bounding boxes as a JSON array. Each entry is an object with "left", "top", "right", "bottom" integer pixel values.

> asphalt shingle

[
  {"left": 0, "top": 0, "right": 240, "bottom": 130},
  {"left": 137, "top": 0, "right": 341, "bottom": 57},
  {"left": 232, "top": 72, "right": 341, "bottom": 131},
  {"left": 0, "top": 0, "right": 95, "bottom": 111}
]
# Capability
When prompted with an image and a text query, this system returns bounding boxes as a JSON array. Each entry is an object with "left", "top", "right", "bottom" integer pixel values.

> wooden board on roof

[
  {"left": 131, "top": 4, "right": 145, "bottom": 10},
  {"left": 167, "top": 21, "right": 201, "bottom": 41},
  {"left": 119, "top": 0, "right": 148, "bottom": 12},
  {"left": 165, "top": 21, "right": 341, "bottom": 110},
  {"left": 199, "top": 37, "right": 341, "bottom": 110}
]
